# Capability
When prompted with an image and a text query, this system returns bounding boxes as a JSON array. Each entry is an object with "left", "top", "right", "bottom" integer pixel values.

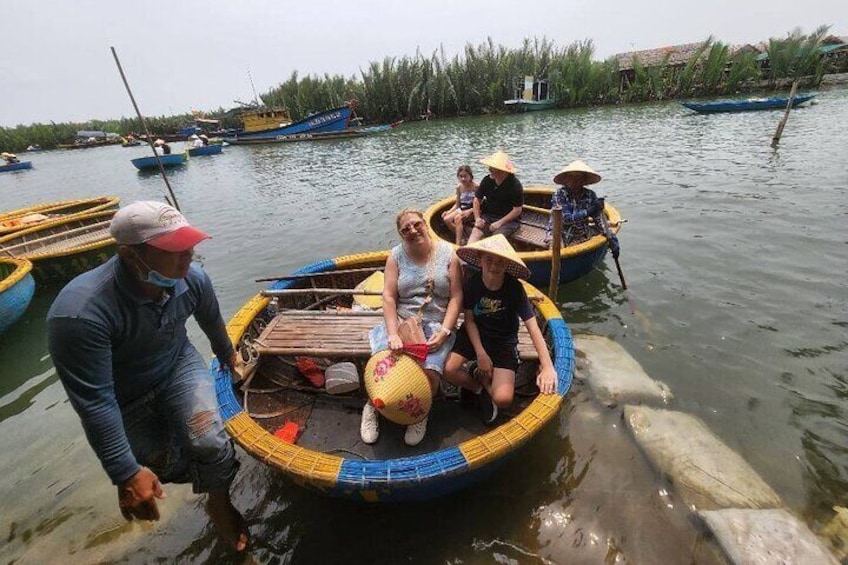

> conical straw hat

[
  {"left": 364, "top": 350, "right": 432, "bottom": 425},
  {"left": 553, "top": 160, "right": 601, "bottom": 185},
  {"left": 456, "top": 234, "right": 531, "bottom": 279},
  {"left": 479, "top": 150, "right": 518, "bottom": 174}
]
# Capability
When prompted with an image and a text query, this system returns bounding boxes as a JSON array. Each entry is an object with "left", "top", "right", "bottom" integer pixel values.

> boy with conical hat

[
  {"left": 443, "top": 235, "right": 557, "bottom": 424},
  {"left": 468, "top": 150, "right": 524, "bottom": 244}
]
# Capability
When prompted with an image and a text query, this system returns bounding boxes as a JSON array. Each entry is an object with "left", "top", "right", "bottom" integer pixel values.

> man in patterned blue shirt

[{"left": 544, "top": 160, "right": 606, "bottom": 248}]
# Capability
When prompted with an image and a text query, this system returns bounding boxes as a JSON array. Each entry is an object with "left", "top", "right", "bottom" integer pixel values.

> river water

[{"left": 1, "top": 88, "right": 846, "bottom": 564}]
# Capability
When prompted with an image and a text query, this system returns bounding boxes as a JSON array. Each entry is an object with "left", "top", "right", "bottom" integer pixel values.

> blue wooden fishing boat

[
  {"left": 223, "top": 101, "right": 358, "bottom": 144},
  {"left": 214, "top": 251, "right": 574, "bottom": 501},
  {"left": 187, "top": 144, "right": 223, "bottom": 157},
  {"left": 425, "top": 187, "right": 623, "bottom": 287},
  {"left": 681, "top": 93, "right": 816, "bottom": 114},
  {"left": 224, "top": 121, "right": 401, "bottom": 145},
  {"left": 0, "top": 257, "right": 35, "bottom": 335},
  {"left": 0, "top": 161, "right": 33, "bottom": 173},
  {"left": 503, "top": 99, "right": 558, "bottom": 112},
  {"left": 130, "top": 153, "right": 187, "bottom": 170}
]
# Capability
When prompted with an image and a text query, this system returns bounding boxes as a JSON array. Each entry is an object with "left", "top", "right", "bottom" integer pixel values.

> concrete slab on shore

[
  {"left": 699, "top": 508, "right": 838, "bottom": 565},
  {"left": 574, "top": 335, "right": 672, "bottom": 407},
  {"left": 624, "top": 406, "right": 782, "bottom": 510}
]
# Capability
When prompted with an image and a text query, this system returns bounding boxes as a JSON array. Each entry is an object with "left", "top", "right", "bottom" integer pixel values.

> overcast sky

[{"left": 1, "top": 0, "right": 843, "bottom": 127}]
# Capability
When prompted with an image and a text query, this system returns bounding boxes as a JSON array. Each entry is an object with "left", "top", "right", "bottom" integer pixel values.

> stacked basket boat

[{"left": 0, "top": 197, "right": 120, "bottom": 284}]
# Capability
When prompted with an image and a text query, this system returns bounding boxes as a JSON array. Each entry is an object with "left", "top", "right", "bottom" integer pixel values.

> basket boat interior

[{"left": 234, "top": 259, "right": 554, "bottom": 461}]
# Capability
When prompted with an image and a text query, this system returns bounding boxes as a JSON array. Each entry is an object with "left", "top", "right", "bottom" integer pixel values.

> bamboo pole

[
  {"left": 262, "top": 288, "right": 383, "bottom": 297},
  {"left": 255, "top": 266, "right": 383, "bottom": 282},
  {"left": 548, "top": 206, "right": 562, "bottom": 299},
  {"left": 771, "top": 80, "right": 799, "bottom": 148},
  {"left": 110, "top": 47, "right": 181, "bottom": 210}
]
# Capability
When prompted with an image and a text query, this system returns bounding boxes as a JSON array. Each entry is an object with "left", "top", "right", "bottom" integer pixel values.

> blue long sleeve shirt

[{"left": 47, "top": 256, "right": 234, "bottom": 485}]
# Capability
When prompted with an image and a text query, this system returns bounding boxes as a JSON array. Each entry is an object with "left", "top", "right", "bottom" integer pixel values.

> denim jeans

[{"left": 121, "top": 342, "right": 239, "bottom": 493}]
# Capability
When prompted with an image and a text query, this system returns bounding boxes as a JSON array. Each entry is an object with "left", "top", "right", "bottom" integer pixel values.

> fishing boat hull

[
  {"left": 503, "top": 99, "right": 558, "bottom": 112},
  {"left": 424, "top": 187, "right": 622, "bottom": 287},
  {"left": 130, "top": 153, "right": 187, "bottom": 170},
  {"left": 0, "top": 161, "right": 33, "bottom": 172},
  {"left": 187, "top": 144, "right": 223, "bottom": 157},
  {"left": 213, "top": 251, "right": 574, "bottom": 502},
  {"left": 681, "top": 93, "right": 816, "bottom": 114},
  {"left": 223, "top": 103, "right": 356, "bottom": 143},
  {"left": 224, "top": 122, "right": 401, "bottom": 145},
  {"left": 0, "top": 257, "right": 35, "bottom": 334},
  {"left": 0, "top": 196, "right": 120, "bottom": 236},
  {"left": 0, "top": 210, "right": 117, "bottom": 283}
]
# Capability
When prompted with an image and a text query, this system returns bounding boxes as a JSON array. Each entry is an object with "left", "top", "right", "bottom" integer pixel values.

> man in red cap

[{"left": 47, "top": 201, "right": 249, "bottom": 552}]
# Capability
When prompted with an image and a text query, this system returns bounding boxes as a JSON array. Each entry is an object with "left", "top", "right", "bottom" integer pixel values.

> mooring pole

[
  {"left": 771, "top": 80, "right": 799, "bottom": 148},
  {"left": 548, "top": 206, "right": 562, "bottom": 299}
]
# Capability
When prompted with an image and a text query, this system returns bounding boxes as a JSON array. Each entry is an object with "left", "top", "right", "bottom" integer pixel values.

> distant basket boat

[
  {"left": 424, "top": 187, "right": 622, "bottom": 287},
  {"left": 0, "top": 257, "right": 35, "bottom": 334},
  {"left": 187, "top": 144, "right": 223, "bottom": 157},
  {"left": 0, "top": 161, "right": 33, "bottom": 173},
  {"left": 0, "top": 196, "right": 120, "bottom": 236},
  {"left": 131, "top": 153, "right": 187, "bottom": 170},
  {"left": 681, "top": 93, "right": 816, "bottom": 114},
  {"left": 214, "top": 251, "right": 574, "bottom": 501},
  {"left": 0, "top": 210, "right": 117, "bottom": 283}
]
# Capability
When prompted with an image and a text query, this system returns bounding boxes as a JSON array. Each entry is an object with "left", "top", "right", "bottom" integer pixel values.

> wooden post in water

[
  {"left": 771, "top": 80, "right": 799, "bottom": 148},
  {"left": 548, "top": 206, "right": 562, "bottom": 299}
]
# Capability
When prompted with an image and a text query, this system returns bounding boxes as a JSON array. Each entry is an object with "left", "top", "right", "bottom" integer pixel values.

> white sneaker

[
  {"left": 404, "top": 416, "right": 428, "bottom": 446},
  {"left": 360, "top": 403, "right": 380, "bottom": 444}
]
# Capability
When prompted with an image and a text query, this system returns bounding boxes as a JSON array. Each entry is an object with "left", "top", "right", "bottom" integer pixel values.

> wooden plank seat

[{"left": 254, "top": 309, "right": 541, "bottom": 360}]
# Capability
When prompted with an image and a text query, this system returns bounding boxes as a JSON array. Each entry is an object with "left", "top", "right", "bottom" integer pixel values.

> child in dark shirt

[{"left": 444, "top": 235, "right": 556, "bottom": 423}]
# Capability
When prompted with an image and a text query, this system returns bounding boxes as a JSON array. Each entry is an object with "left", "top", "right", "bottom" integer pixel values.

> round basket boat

[
  {"left": 213, "top": 251, "right": 574, "bottom": 502},
  {"left": 0, "top": 257, "right": 36, "bottom": 334},
  {"left": 424, "top": 186, "right": 622, "bottom": 287},
  {"left": 0, "top": 210, "right": 117, "bottom": 283},
  {"left": 0, "top": 196, "right": 120, "bottom": 236}
]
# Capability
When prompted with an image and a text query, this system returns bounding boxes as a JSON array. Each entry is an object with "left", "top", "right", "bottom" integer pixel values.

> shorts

[
  {"left": 369, "top": 319, "right": 456, "bottom": 375},
  {"left": 481, "top": 213, "right": 520, "bottom": 237},
  {"left": 451, "top": 325, "right": 520, "bottom": 372}
]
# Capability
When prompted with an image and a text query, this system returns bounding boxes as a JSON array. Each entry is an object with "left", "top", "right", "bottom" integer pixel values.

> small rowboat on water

[
  {"left": 130, "top": 153, "right": 187, "bottom": 171},
  {"left": 0, "top": 161, "right": 33, "bottom": 173},
  {"left": 0, "top": 196, "right": 120, "bottom": 236},
  {"left": 424, "top": 187, "right": 623, "bottom": 287},
  {"left": 681, "top": 93, "right": 816, "bottom": 114},
  {"left": 187, "top": 144, "right": 223, "bottom": 157},
  {"left": 0, "top": 257, "right": 35, "bottom": 334},
  {"left": 214, "top": 251, "right": 574, "bottom": 502},
  {"left": 0, "top": 210, "right": 117, "bottom": 283}
]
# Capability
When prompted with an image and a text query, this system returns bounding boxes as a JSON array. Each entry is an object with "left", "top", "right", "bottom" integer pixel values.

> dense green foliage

[{"left": 1, "top": 26, "right": 837, "bottom": 152}]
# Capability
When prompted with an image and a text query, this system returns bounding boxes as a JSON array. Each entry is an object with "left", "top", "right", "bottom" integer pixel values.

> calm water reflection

[{"left": 1, "top": 88, "right": 846, "bottom": 563}]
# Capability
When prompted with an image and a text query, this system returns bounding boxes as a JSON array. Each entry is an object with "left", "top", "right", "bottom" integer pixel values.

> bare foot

[{"left": 206, "top": 492, "right": 249, "bottom": 552}]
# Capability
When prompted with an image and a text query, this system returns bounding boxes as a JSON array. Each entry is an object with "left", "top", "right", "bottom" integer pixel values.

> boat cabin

[
  {"left": 240, "top": 108, "right": 294, "bottom": 134},
  {"left": 510, "top": 75, "right": 552, "bottom": 102}
]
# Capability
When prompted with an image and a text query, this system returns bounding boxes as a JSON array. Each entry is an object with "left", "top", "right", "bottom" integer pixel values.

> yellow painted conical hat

[
  {"left": 353, "top": 271, "right": 384, "bottom": 309},
  {"left": 553, "top": 160, "right": 601, "bottom": 185},
  {"left": 456, "top": 234, "right": 531, "bottom": 279},
  {"left": 479, "top": 150, "right": 518, "bottom": 174},
  {"left": 364, "top": 350, "right": 432, "bottom": 425}
]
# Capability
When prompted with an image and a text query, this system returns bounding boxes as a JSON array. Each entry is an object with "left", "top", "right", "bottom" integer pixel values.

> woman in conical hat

[
  {"left": 468, "top": 150, "right": 524, "bottom": 244},
  {"left": 544, "top": 159, "right": 605, "bottom": 248},
  {"left": 444, "top": 234, "right": 557, "bottom": 425}
]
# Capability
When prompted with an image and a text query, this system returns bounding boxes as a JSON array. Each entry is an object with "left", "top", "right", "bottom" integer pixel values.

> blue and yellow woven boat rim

[
  {"left": 0, "top": 257, "right": 33, "bottom": 292},
  {"left": 213, "top": 251, "right": 574, "bottom": 501},
  {"left": 423, "top": 186, "right": 621, "bottom": 261}
]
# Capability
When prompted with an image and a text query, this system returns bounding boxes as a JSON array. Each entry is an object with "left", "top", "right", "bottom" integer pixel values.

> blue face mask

[{"left": 133, "top": 251, "right": 181, "bottom": 288}]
